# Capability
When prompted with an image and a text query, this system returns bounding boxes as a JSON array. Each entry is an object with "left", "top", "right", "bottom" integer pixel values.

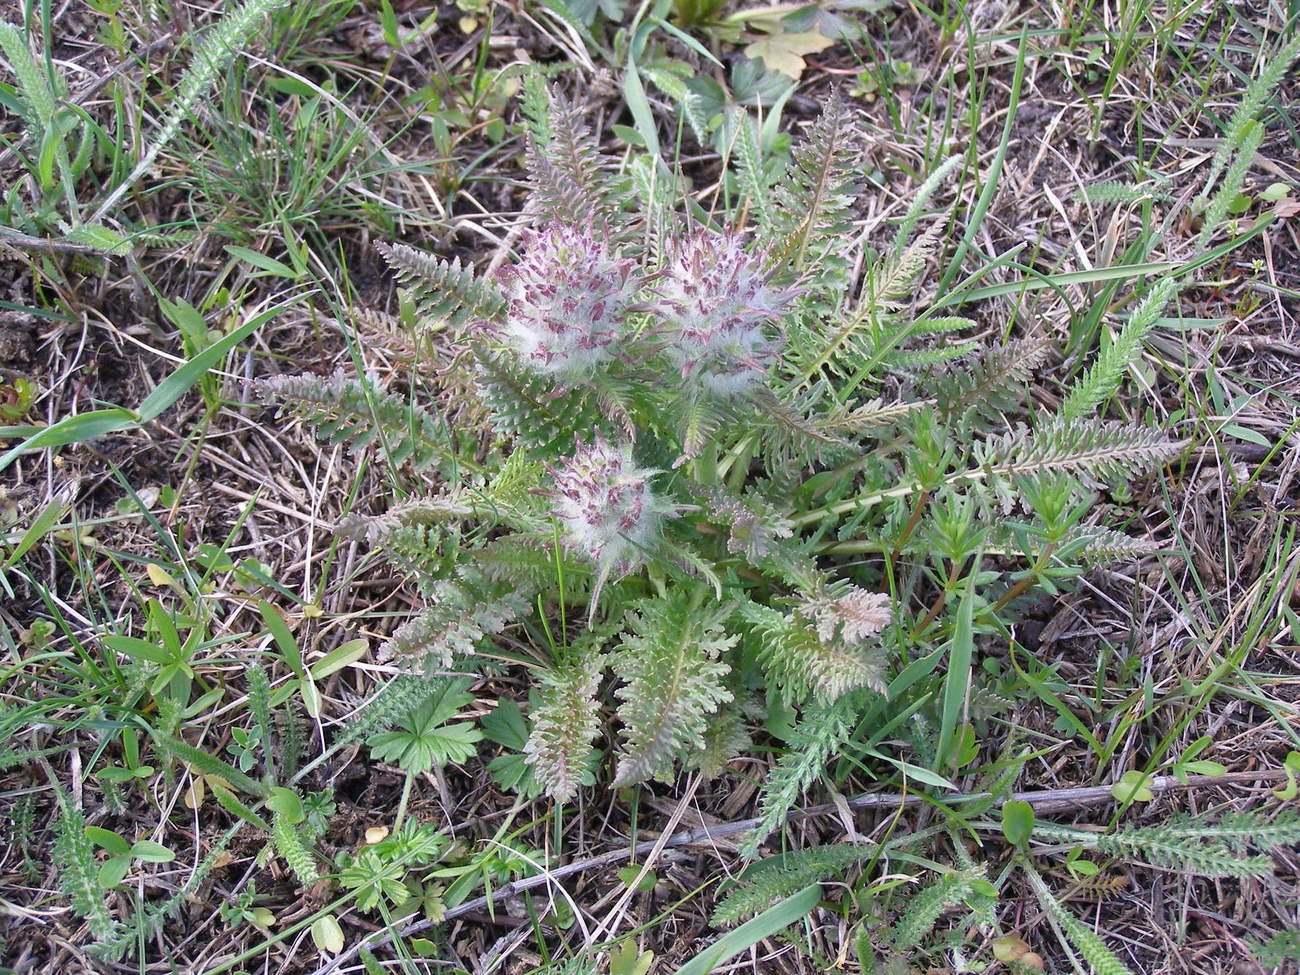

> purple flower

[
  {"left": 498, "top": 224, "right": 638, "bottom": 381},
  {"left": 653, "top": 230, "right": 792, "bottom": 397},
  {"left": 549, "top": 434, "right": 671, "bottom": 593}
]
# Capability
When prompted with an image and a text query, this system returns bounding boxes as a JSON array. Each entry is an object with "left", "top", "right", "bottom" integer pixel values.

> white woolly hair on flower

[
  {"left": 497, "top": 222, "right": 639, "bottom": 382},
  {"left": 653, "top": 228, "right": 794, "bottom": 397},
  {"left": 548, "top": 432, "right": 672, "bottom": 611}
]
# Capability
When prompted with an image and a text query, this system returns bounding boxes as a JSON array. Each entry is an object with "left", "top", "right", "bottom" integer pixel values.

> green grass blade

[
  {"left": 0, "top": 293, "right": 305, "bottom": 473},
  {"left": 933, "top": 261, "right": 1181, "bottom": 307},
  {"left": 935, "top": 562, "right": 977, "bottom": 772},
  {"left": 90, "top": 0, "right": 290, "bottom": 221},
  {"left": 673, "top": 884, "right": 821, "bottom": 975},
  {"left": 137, "top": 292, "right": 310, "bottom": 422},
  {"left": 623, "top": 55, "right": 661, "bottom": 159},
  {"left": 2, "top": 493, "right": 68, "bottom": 567},
  {"left": 0, "top": 409, "right": 140, "bottom": 473},
  {"left": 935, "top": 27, "right": 1028, "bottom": 294}
]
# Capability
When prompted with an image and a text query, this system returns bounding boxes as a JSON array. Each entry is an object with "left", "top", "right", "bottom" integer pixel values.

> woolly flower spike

[
  {"left": 804, "top": 587, "right": 892, "bottom": 646},
  {"left": 655, "top": 230, "right": 792, "bottom": 397},
  {"left": 498, "top": 223, "right": 638, "bottom": 381},
  {"left": 549, "top": 434, "right": 670, "bottom": 605}
]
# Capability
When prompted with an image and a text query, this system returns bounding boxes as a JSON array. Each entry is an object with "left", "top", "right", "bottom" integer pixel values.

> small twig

[
  {"left": 312, "top": 768, "right": 1284, "bottom": 974},
  {"left": 71, "top": 34, "right": 178, "bottom": 103},
  {"left": 587, "top": 774, "right": 702, "bottom": 947},
  {"left": 0, "top": 227, "right": 100, "bottom": 255}
]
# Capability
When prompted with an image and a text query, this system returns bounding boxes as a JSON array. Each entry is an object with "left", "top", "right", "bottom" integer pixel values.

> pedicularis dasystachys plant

[
  {"left": 496, "top": 223, "right": 639, "bottom": 381},
  {"left": 257, "top": 82, "right": 1187, "bottom": 833},
  {"left": 653, "top": 230, "right": 792, "bottom": 396},
  {"left": 548, "top": 431, "right": 673, "bottom": 602}
]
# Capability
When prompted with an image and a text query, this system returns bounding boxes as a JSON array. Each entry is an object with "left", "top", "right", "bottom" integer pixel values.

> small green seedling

[{"left": 84, "top": 827, "right": 173, "bottom": 889}]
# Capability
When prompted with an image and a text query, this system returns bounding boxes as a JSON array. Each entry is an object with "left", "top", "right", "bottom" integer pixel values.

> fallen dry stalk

[{"left": 314, "top": 768, "right": 1286, "bottom": 974}]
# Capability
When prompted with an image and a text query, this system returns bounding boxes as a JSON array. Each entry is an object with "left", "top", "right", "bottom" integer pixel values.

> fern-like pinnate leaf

[
  {"left": 1029, "top": 872, "right": 1134, "bottom": 975},
  {"left": 378, "top": 573, "right": 532, "bottom": 664},
  {"left": 0, "top": 22, "right": 59, "bottom": 133},
  {"left": 1034, "top": 810, "right": 1300, "bottom": 878},
  {"left": 930, "top": 337, "right": 1050, "bottom": 425},
  {"left": 978, "top": 418, "right": 1185, "bottom": 486},
  {"left": 781, "top": 231, "right": 952, "bottom": 391},
  {"left": 1080, "top": 181, "right": 1169, "bottom": 205},
  {"left": 1198, "top": 119, "right": 1266, "bottom": 250},
  {"left": 700, "top": 486, "right": 795, "bottom": 562},
  {"left": 474, "top": 352, "right": 613, "bottom": 454},
  {"left": 691, "top": 698, "right": 752, "bottom": 779},
  {"left": 272, "top": 811, "right": 320, "bottom": 885},
  {"left": 741, "top": 694, "right": 864, "bottom": 858},
  {"left": 338, "top": 675, "right": 447, "bottom": 747},
  {"left": 610, "top": 592, "right": 735, "bottom": 787},
  {"left": 770, "top": 95, "right": 862, "bottom": 279},
  {"left": 890, "top": 154, "right": 962, "bottom": 251},
  {"left": 51, "top": 789, "right": 122, "bottom": 944},
  {"left": 712, "top": 844, "right": 871, "bottom": 924},
  {"left": 676, "top": 393, "right": 727, "bottom": 465},
  {"left": 1202, "top": 31, "right": 1300, "bottom": 197},
  {"left": 887, "top": 866, "right": 988, "bottom": 951},
  {"left": 758, "top": 384, "right": 929, "bottom": 475},
  {"left": 253, "top": 370, "right": 446, "bottom": 469},
  {"left": 1252, "top": 930, "right": 1300, "bottom": 968},
  {"left": 740, "top": 601, "right": 887, "bottom": 703},
  {"left": 863, "top": 227, "right": 938, "bottom": 312},
  {"left": 1188, "top": 809, "right": 1300, "bottom": 847},
  {"left": 525, "top": 661, "right": 604, "bottom": 802},
  {"left": 475, "top": 537, "right": 593, "bottom": 593},
  {"left": 377, "top": 242, "right": 505, "bottom": 328},
  {"left": 732, "top": 109, "right": 771, "bottom": 231},
  {"left": 246, "top": 664, "right": 276, "bottom": 781},
  {"left": 342, "top": 494, "right": 474, "bottom": 543},
  {"left": 524, "top": 90, "right": 627, "bottom": 228},
  {"left": 1003, "top": 522, "right": 1160, "bottom": 566},
  {"left": 1060, "top": 279, "right": 1173, "bottom": 422}
]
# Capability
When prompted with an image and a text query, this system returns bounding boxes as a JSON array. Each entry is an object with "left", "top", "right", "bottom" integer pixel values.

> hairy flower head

[
  {"left": 654, "top": 230, "right": 792, "bottom": 397},
  {"left": 498, "top": 223, "right": 638, "bottom": 381},
  {"left": 548, "top": 434, "right": 669, "bottom": 601}
]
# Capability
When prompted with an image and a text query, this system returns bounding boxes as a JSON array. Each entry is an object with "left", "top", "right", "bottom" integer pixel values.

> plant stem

[
  {"left": 989, "top": 543, "right": 1056, "bottom": 616},
  {"left": 911, "top": 556, "right": 964, "bottom": 640},
  {"left": 315, "top": 768, "right": 1288, "bottom": 974},
  {"left": 393, "top": 772, "right": 414, "bottom": 831},
  {"left": 692, "top": 441, "right": 719, "bottom": 486},
  {"left": 890, "top": 488, "right": 932, "bottom": 565}
]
